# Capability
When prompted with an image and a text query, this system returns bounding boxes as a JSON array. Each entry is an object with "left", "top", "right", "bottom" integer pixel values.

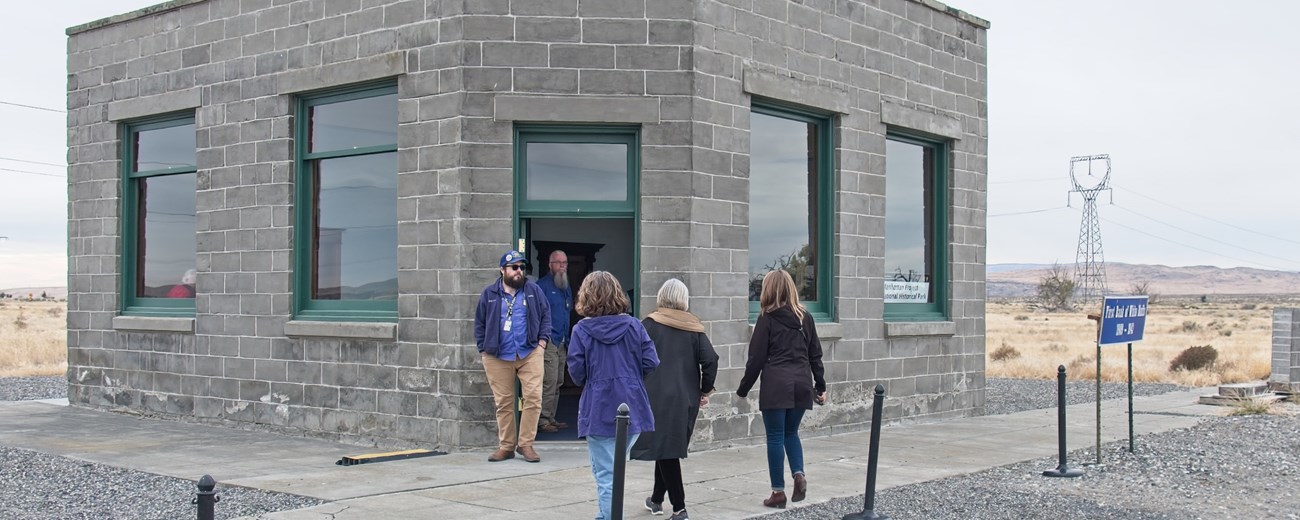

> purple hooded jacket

[{"left": 567, "top": 314, "right": 660, "bottom": 438}]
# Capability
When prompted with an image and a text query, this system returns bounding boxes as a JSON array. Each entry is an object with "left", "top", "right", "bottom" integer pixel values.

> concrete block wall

[
  {"left": 67, "top": 0, "right": 477, "bottom": 448},
  {"left": 687, "top": 0, "right": 989, "bottom": 446},
  {"left": 1272, "top": 308, "right": 1299, "bottom": 392},
  {"left": 67, "top": 0, "right": 989, "bottom": 450}
]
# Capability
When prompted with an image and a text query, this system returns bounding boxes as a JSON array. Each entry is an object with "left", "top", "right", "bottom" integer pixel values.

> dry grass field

[
  {"left": 986, "top": 297, "right": 1287, "bottom": 386},
  {"left": 0, "top": 297, "right": 1288, "bottom": 387},
  {"left": 0, "top": 300, "right": 67, "bottom": 377}
]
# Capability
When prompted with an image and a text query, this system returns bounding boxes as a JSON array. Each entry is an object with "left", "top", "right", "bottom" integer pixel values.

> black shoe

[
  {"left": 645, "top": 497, "right": 663, "bottom": 515},
  {"left": 669, "top": 509, "right": 689, "bottom": 520}
]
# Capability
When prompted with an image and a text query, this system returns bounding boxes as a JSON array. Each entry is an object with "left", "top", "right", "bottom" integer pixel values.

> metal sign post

[{"left": 1098, "top": 295, "right": 1149, "bottom": 457}]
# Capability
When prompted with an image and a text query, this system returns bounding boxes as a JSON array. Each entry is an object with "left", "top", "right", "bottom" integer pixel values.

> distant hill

[
  {"left": 0, "top": 286, "right": 67, "bottom": 299},
  {"left": 988, "top": 263, "right": 1300, "bottom": 298}
]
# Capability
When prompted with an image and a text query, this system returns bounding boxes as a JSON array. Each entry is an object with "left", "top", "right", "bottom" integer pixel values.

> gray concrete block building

[{"left": 66, "top": 0, "right": 990, "bottom": 449}]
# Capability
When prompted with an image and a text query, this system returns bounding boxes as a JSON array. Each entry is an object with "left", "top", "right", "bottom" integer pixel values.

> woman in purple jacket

[{"left": 567, "top": 271, "right": 660, "bottom": 520}]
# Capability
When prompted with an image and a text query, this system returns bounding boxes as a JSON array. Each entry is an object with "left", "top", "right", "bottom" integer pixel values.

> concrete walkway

[{"left": 0, "top": 390, "right": 1223, "bottom": 519}]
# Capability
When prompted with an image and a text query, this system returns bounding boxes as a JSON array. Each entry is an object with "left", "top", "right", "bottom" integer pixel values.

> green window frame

[
  {"left": 883, "top": 132, "right": 949, "bottom": 321},
  {"left": 513, "top": 125, "right": 640, "bottom": 217},
  {"left": 120, "top": 115, "right": 197, "bottom": 317},
  {"left": 747, "top": 101, "right": 835, "bottom": 321},
  {"left": 293, "top": 83, "right": 398, "bottom": 322}
]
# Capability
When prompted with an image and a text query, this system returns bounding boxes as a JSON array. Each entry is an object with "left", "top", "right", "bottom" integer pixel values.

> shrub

[
  {"left": 1228, "top": 399, "right": 1274, "bottom": 416},
  {"left": 12, "top": 310, "right": 26, "bottom": 330},
  {"left": 1014, "top": 315, "right": 1029, "bottom": 321},
  {"left": 1169, "top": 345, "right": 1218, "bottom": 372},
  {"left": 1177, "top": 321, "right": 1201, "bottom": 333},
  {"left": 990, "top": 343, "right": 1020, "bottom": 362},
  {"left": 1035, "top": 262, "right": 1075, "bottom": 311},
  {"left": 1241, "top": 303, "right": 1257, "bottom": 310}
]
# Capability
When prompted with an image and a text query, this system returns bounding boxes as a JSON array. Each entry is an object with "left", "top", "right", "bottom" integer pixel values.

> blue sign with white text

[{"left": 1099, "top": 296, "right": 1149, "bottom": 345}]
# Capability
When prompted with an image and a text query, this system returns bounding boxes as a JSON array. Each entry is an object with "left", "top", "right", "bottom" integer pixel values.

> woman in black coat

[
  {"left": 737, "top": 270, "right": 827, "bottom": 509},
  {"left": 631, "top": 279, "right": 719, "bottom": 520}
]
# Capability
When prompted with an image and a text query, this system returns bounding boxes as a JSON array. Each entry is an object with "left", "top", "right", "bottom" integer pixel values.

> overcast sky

[{"left": 1, "top": 0, "right": 1297, "bottom": 289}]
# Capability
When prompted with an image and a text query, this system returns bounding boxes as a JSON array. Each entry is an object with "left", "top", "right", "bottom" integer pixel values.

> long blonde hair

[
  {"left": 575, "top": 271, "right": 629, "bottom": 317},
  {"left": 759, "top": 270, "right": 805, "bottom": 322}
]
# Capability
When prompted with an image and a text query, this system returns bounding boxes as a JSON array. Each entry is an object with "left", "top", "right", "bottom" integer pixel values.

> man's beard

[
  {"left": 553, "top": 270, "right": 569, "bottom": 290},
  {"left": 504, "top": 272, "right": 525, "bottom": 289}
]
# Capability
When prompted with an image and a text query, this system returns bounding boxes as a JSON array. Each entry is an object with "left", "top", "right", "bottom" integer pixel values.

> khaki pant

[
  {"left": 540, "top": 341, "right": 567, "bottom": 426},
  {"left": 483, "top": 347, "right": 545, "bottom": 451}
]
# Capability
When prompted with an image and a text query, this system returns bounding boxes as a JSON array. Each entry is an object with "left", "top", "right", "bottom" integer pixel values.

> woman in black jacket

[
  {"left": 736, "top": 270, "right": 827, "bottom": 509},
  {"left": 631, "top": 279, "right": 719, "bottom": 520}
]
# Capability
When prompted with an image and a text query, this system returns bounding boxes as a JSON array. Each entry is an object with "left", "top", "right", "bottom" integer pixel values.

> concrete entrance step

[{"left": 1199, "top": 381, "right": 1286, "bottom": 406}]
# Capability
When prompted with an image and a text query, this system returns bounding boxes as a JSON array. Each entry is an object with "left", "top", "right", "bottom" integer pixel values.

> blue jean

[
  {"left": 761, "top": 408, "right": 806, "bottom": 490},
  {"left": 587, "top": 433, "right": 640, "bottom": 520}
]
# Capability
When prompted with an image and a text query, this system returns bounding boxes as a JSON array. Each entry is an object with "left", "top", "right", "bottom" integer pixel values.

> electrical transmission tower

[{"left": 1068, "top": 155, "right": 1112, "bottom": 304}]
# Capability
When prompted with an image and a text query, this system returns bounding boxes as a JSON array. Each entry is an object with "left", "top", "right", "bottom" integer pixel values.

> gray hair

[{"left": 655, "top": 278, "right": 690, "bottom": 311}]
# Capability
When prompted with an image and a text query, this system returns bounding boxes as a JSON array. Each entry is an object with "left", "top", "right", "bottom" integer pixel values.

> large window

[
  {"left": 884, "top": 133, "right": 948, "bottom": 319},
  {"left": 515, "top": 126, "right": 639, "bottom": 215},
  {"left": 121, "top": 116, "right": 197, "bottom": 316},
  {"left": 747, "top": 102, "right": 834, "bottom": 319},
  {"left": 294, "top": 84, "right": 398, "bottom": 321}
]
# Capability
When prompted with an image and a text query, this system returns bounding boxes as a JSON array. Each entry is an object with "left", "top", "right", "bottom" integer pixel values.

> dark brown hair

[{"left": 575, "top": 271, "right": 629, "bottom": 317}]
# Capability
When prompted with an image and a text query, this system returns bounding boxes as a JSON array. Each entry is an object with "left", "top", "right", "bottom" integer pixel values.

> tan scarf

[{"left": 646, "top": 308, "right": 705, "bottom": 333}]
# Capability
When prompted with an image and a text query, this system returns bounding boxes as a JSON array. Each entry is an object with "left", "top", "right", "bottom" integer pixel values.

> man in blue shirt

[
  {"left": 474, "top": 250, "right": 551, "bottom": 463},
  {"left": 537, "top": 250, "right": 574, "bottom": 433}
]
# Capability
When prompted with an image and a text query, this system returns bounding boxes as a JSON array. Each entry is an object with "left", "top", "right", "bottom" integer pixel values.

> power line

[
  {"left": 0, "top": 100, "right": 65, "bottom": 113},
  {"left": 0, "top": 156, "right": 65, "bottom": 168},
  {"left": 1097, "top": 213, "right": 1289, "bottom": 271},
  {"left": 1112, "top": 184, "right": 1300, "bottom": 246},
  {"left": 1110, "top": 204, "right": 1296, "bottom": 265},
  {"left": 989, "top": 177, "right": 1059, "bottom": 185},
  {"left": 0, "top": 167, "right": 64, "bottom": 178},
  {"left": 989, "top": 206, "right": 1068, "bottom": 218}
]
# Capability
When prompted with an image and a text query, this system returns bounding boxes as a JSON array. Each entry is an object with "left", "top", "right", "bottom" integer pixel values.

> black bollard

[
  {"left": 843, "top": 384, "right": 889, "bottom": 520},
  {"left": 1042, "top": 366, "right": 1084, "bottom": 478},
  {"left": 193, "top": 474, "right": 219, "bottom": 520},
  {"left": 611, "top": 403, "right": 630, "bottom": 520}
]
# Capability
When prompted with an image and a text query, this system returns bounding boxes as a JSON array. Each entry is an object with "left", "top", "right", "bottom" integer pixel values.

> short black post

[
  {"left": 194, "top": 474, "right": 219, "bottom": 520},
  {"left": 611, "top": 403, "right": 630, "bottom": 520},
  {"left": 1043, "top": 366, "right": 1084, "bottom": 478},
  {"left": 843, "top": 384, "right": 889, "bottom": 520}
]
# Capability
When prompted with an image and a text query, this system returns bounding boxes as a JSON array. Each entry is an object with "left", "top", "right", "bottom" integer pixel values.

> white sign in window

[{"left": 884, "top": 281, "right": 930, "bottom": 303}]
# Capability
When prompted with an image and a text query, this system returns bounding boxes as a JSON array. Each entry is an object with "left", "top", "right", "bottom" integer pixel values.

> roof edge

[
  {"left": 67, "top": 0, "right": 208, "bottom": 36},
  {"left": 913, "top": 0, "right": 990, "bottom": 29}
]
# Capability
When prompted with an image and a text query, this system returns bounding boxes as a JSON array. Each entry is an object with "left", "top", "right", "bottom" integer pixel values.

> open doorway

[{"left": 524, "top": 217, "right": 636, "bottom": 441}]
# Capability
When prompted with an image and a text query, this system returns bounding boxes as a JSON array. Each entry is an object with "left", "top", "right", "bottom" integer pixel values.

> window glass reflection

[
  {"left": 525, "top": 142, "right": 627, "bottom": 201},
  {"left": 885, "top": 139, "right": 934, "bottom": 302},
  {"left": 135, "top": 123, "right": 196, "bottom": 172},
  {"left": 748, "top": 111, "right": 819, "bottom": 302},
  {"left": 312, "top": 153, "right": 398, "bottom": 300},
  {"left": 309, "top": 94, "right": 399, "bottom": 153},
  {"left": 137, "top": 173, "right": 196, "bottom": 298}
]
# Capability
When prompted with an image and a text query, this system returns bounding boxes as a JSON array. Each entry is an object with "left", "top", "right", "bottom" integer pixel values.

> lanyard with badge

[{"left": 503, "top": 292, "right": 517, "bottom": 332}]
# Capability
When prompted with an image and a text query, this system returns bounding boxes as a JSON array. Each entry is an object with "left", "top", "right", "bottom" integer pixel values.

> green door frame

[{"left": 512, "top": 125, "right": 641, "bottom": 315}]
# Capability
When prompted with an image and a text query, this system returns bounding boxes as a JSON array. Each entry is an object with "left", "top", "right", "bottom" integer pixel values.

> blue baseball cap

[{"left": 499, "top": 250, "right": 529, "bottom": 268}]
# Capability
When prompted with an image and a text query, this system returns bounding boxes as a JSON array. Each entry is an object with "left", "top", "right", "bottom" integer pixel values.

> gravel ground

[
  {"left": 0, "top": 376, "right": 68, "bottom": 401},
  {"left": 770, "top": 388, "right": 1300, "bottom": 520},
  {"left": 3, "top": 377, "right": 1297, "bottom": 519},
  {"left": 0, "top": 376, "right": 319, "bottom": 519}
]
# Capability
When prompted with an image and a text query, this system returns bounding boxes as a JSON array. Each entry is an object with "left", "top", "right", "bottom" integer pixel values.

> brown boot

[
  {"left": 487, "top": 448, "right": 514, "bottom": 462},
  {"left": 762, "top": 490, "right": 787, "bottom": 509},
  {"left": 792, "top": 473, "right": 807, "bottom": 502},
  {"left": 516, "top": 445, "right": 541, "bottom": 463}
]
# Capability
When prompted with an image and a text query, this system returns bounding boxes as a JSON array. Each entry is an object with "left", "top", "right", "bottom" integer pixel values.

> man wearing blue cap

[{"left": 474, "top": 250, "right": 552, "bottom": 463}]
